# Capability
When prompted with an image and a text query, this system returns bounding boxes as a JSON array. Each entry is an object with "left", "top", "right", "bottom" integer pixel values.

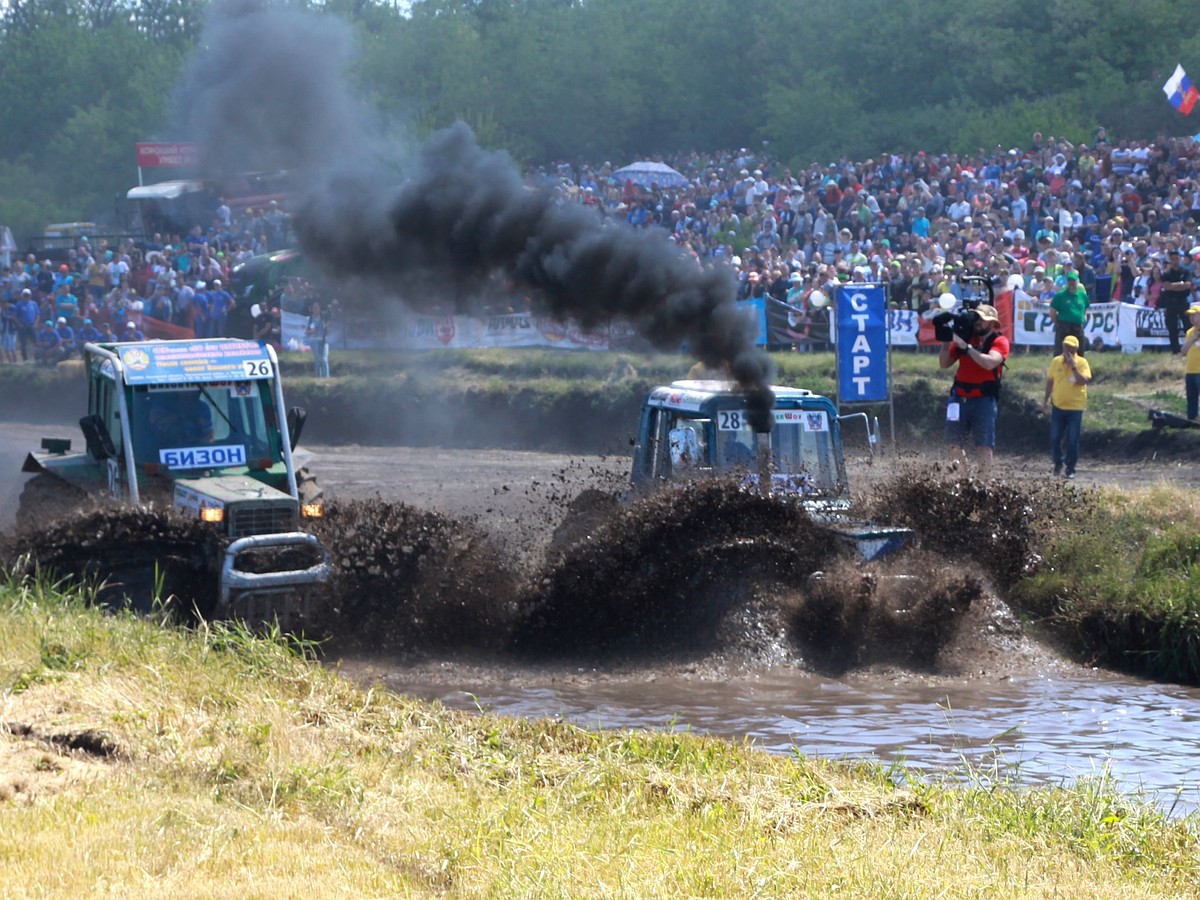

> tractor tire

[
  {"left": 15, "top": 473, "right": 91, "bottom": 532},
  {"left": 546, "top": 488, "right": 621, "bottom": 563},
  {"left": 15, "top": 508, "right": 220, "bottom": 621},
  {"left": 84, "top": 544, "right": 216, "bottom": 620}
]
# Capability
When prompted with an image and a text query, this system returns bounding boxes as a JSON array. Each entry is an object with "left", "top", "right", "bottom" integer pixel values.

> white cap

[
  {"left": 126, "top": 321, "right": 136, "bottom": 328},
  {"left": 196, "top": 281, "right": 206, "bottom": 289},
  {"left": 56, "top": 316, "right": 66, "bottom": 324},
  {"left": 212, "top": 279, "right": 221, "bottom": 285}
]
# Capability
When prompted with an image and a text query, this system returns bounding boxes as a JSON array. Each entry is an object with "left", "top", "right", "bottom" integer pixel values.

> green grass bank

[
  {"left": 5, "top": 347, "right": 1199, "bottom": 456},
  {"left": 2, "top": 578, "right": 1199, "bottom": 898}
]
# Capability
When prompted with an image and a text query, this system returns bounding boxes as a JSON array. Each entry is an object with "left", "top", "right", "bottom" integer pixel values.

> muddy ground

[
  {"left": 4, "top": 417, "right": 1198, "bottom": 688},
  {"left": 285, "top": 442, "right": 1197, "bottom": 687}
]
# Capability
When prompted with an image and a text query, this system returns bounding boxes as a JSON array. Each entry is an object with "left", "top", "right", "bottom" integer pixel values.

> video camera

[
  {"left": 932, "top": 274, "right": 992, "bottom": 342},
  {"left": 932, "top": 308, "right": 979, "bottom": 343}
]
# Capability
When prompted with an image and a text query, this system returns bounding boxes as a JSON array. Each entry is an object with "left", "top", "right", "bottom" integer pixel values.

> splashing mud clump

[
  {"left": 858, "top": 473, "right": 1060, "bottom": 589},
  {"left": 307, "top": 499, "right": 520, "bottom": 656},
  {"left": 4, "top": 509, "right": 221, "bottom": 618},
  {"left": 511, "top": 481, "right": 845, "bottom": 661}
]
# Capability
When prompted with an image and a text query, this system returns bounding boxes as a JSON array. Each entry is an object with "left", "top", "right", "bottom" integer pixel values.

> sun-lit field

[{"left": 2, "top": 574, "right": 1198, "bottom": 898}]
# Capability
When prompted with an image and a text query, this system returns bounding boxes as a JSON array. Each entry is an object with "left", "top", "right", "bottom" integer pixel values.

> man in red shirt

[{"left": 938, "top": 303, "right": 1009, "bottom": 480}]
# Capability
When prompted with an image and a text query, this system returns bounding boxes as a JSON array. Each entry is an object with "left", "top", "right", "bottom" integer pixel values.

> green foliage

[
  {"left": 0, "top": 9, "right": 182, "bottom": 239},
  {"left": 1009, "top": 488, "right": 1200, "bottom": 683},
  {"left": 0, "top": 12, "right": 1183, "bottom": 308},
  {"left": 4, "top": 0, "right": 1200, "bottom": 232}
]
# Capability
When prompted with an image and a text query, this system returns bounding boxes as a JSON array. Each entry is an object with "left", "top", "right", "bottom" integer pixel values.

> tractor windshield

[
  {"left": 766, "top": 416, "right": 843, "bottom": 497},
  {"left": 715, "top": 407, "right": 843, "bottom": 497},
  {"left": 130, "top": 381, "right": 280, "bottom": 469}
]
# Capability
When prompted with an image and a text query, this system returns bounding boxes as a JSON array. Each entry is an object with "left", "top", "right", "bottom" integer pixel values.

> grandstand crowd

[
  {"left": 0, "top": 205, "right": 294, "bottom": 365},
  {"left": 537, "top": 130, "right": 1200, "bottom": 324},
  {"left": 7, "top": 129, "right": 1200, "bottom": 365}
]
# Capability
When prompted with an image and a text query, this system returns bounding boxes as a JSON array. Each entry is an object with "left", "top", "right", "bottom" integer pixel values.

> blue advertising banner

[
  {"left": 835, "top": 284, "right": 888, "bottom": 403},
  {"left": 119, "top": 339, "right": 274, "bottom": 385}
]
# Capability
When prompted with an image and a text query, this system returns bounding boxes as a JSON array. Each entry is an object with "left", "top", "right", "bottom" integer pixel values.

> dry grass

[{"left": 2, "top": 573, "right": 1198, "bottom": 898}]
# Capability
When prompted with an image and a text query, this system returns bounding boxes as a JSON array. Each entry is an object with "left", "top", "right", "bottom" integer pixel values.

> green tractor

[{"left": 19, "top": 337, "right": 330, "bottom": 622}]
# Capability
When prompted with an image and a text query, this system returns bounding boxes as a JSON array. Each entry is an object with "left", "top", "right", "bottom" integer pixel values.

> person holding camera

[
  {"left": 938, "top": 303, "right": 1009, "bottom": 480},
  {"left": 1043, "top": 334, "right": 1092, "bottom": 479}
]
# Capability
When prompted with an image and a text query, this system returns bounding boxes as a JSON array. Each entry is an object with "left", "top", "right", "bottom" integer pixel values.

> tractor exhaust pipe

[{"left": 754, "top": 429, "right": 772, "bottom": 495}]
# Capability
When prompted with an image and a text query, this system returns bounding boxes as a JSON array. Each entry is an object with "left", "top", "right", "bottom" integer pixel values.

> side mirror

[
  {"left": 79, "top": 414, "right": 116, "bottom": 460},
  {"left": 286, "top": 406, "right": 308, "bottom": 451}
]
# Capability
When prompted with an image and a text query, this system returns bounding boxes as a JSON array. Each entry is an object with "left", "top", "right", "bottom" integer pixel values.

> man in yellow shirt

[
  {"left": 1179, "top": 305, "right": 1200, "bottom": 421},
  {"left": 1043, "top": 334, "right": 1092, "bottom": 479}
]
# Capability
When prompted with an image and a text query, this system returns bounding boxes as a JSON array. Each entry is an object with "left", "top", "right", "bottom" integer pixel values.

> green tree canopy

[{"left": 1, "top": 0, "right": 1199, "bottom": 240}]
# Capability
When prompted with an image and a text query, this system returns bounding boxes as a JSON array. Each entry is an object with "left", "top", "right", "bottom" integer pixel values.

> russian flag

[{"left": 1163, "top": 64, "right": 1200, "bottom": 115}]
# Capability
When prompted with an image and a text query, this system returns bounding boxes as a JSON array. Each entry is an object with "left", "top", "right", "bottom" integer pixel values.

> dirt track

[
  {"left": 302, "top": 440, "right": 1200, "bottom": 529},
  {"left": 5, "top": 418, "right": 1199, "bottom": 684}
]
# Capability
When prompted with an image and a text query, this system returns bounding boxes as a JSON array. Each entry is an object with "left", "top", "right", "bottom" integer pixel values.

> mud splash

[
  {"left": 4, "top": 476, "right": 1053, "bottom": 675},
  {"left": 306, "top": 499, "right": 520, "bottom": 656},
  {"left": 856, "top": 469, "right": 1063, "bottom": 589},
  {"left": 512, "top": 480, "right": 844, "bottom": 660},
  {"left": 4, "top": 508, "right": 221, "bottom": 618}
]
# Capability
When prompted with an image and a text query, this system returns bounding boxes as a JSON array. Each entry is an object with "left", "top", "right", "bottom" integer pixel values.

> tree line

[{"left": 1, "top": 0, "right": 1198, "bottom": 240}]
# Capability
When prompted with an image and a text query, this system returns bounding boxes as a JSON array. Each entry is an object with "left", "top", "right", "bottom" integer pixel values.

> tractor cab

[
  {"left": 632, "top": 380, "right": 847, "bottom": 500},
  {"left": 631, "top": 380, "right": 912, "bottom": 561},
  {"left": 79, "top": 339, "right": 299, "bottom": 503}
]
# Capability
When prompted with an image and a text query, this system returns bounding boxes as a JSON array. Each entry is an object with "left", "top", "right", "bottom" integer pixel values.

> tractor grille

[{"left": 228, "top": 501, "right": 299, "bottom": 537}]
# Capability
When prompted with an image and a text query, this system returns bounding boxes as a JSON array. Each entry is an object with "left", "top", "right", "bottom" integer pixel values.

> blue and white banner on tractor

[{"left": 835, "top": 284, "right": 888, "bottom": 403}]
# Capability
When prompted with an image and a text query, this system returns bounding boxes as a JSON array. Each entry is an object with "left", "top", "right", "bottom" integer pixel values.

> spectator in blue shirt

[
  {"left": 53, "top": 316, "right": 77, "bottom": 357},
  {"left": 1, "top": 299, "right": 17, "bottom": 363},
  {"left": 207, "top": 278, "right": 234, "bottom": 337},
  {"left": 35, "top": 320, "right": 62, "bottom": 365},
  {"left": 77, "top": 317, "right": 103, "bottom": 344},
  {"left": 14, "top": 288, "right": 39, "bottom": 362},
  {"left": 192, "top": 281, "right": 210, "bottom": 337},
  {"left": 911, "top": 208, "right": 930, "bottom": 238}
]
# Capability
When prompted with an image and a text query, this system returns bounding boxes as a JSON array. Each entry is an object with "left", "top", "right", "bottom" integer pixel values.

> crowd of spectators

[
  {"left": 9, "top": 131, "right": 1200, "bottom": 365},
  {"left": 0, "top": 202, "right": 296, "bottom": 365},
  {"left": 534, "top": 129, "right": 1200, "bottom": 329}
]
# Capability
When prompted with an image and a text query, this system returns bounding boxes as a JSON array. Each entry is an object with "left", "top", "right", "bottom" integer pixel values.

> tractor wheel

[
  {"left": 15, "top": 508, "right": 220, "bottom": 621},
  {"left": 546, "top": 488, "right": 621, "bottom": 563},
  {"left": 16, "top": 473, "right": 91, "bottom": 532}
]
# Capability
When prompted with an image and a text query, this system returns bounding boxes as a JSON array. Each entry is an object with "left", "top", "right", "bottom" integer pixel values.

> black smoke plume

[{"left": 174, "top": 1, "right": 776, "bottom": 429}]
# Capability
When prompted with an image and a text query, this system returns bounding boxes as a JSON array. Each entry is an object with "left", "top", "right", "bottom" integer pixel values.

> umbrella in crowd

[{"left": 612, "top": 161, "right": 688, "bottom": 189}]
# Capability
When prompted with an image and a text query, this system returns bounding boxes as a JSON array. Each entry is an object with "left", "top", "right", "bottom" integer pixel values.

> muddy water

[
  {"left": 309, "top": 442, "right": 1199, "bottom": 813},
  {"left": 358, "top": 665, "right": 1200, "bottom": 813}
]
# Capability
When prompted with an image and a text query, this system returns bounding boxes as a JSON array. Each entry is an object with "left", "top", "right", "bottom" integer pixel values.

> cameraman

[{"left": 938, "top": 304, "right": 1009, "bottom": 480}]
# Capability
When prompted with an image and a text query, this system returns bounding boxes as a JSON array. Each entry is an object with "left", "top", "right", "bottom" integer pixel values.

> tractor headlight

[
  {"left": 301, "top": 502, "right": 324, "bottom": 519},
  {"left": 200, "top": 507, "right": 224, "bottom": 523}
]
